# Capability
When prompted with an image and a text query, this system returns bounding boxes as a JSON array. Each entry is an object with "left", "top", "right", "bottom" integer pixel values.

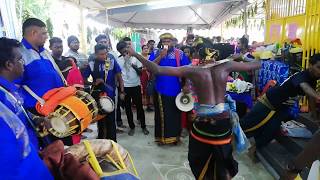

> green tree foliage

[
  {"left": 225, "top": 1, "right": 265, "bottom": 29},
  {"left": 111, "top": 28, "right": 131, "bottom": 41},
  {"left": 16, "top": 0, "right": 53, "bottom": 36},
  {"left": 46, "top": 18, "right": 53, "bottom": 38}
]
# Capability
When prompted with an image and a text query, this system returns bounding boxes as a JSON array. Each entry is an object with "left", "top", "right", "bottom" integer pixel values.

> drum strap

[
  {"left": 22, "top": 85, "right": 45, "bottom": 105},
  {"left": 0, "top": 86, "right": 38, "bottom": 131},
  {"left": 19, "top": 52, "right": 66, "bottom": 106},
  {"left": 43, "top": 50, "right": 68, "bottom": 86}
]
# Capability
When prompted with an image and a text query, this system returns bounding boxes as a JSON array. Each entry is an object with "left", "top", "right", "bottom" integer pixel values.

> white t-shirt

[
  {"left": 117, "top": 56, "right": 142, "bottom": 87},
  {"left": 64, "top": 49, "right": 87, "bottom": 67}
]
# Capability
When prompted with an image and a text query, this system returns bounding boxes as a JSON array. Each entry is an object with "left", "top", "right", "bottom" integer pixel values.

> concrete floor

[{"left": 84, "top": 109, "right": 273, "bottom": 180}]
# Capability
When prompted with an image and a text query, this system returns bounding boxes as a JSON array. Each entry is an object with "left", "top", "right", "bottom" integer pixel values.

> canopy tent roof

[{"left": 69, "top": 0, "right": 247, "bottom": 29}]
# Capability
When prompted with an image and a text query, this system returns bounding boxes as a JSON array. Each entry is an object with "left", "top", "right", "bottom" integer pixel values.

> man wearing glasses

[{"left": 0, "top": 37, "right": 53, "bottom": 179}]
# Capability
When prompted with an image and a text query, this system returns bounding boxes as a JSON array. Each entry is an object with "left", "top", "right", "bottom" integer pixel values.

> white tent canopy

[{"left": 72, "top": 0, "right": 247, "bottom": 29}]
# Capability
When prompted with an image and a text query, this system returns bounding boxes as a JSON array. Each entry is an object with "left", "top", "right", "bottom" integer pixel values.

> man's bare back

[
  {"left": 179, "top": 59, "right": 261, "bottom": 106},
  {"left": 184, "top": 61, "right": 231, "bottom": 105}
]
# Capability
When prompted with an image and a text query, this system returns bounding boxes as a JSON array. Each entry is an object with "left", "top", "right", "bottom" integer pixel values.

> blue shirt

[
  {"left": 149, "top": 48, "right": 190, "bottom": 96},
  {"left": 0, "top": 102, "right": 53, "bottom": 180},
  {"left": 16, "top": 38, "right": 64, "bottom": 109},
  {"left": 83, "top": 53, "right": 121, "bottom": 98},
  {"left": 0, "top": 77, "right": 39, "bottom": 149}
]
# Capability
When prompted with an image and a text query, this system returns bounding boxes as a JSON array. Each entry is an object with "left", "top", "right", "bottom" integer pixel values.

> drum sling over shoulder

[
  {"left": 23, "top": 86, "right": 98, "bottom": 138},
  {"left": 0, "top": 86, "right": 40, "bottom": 132}
]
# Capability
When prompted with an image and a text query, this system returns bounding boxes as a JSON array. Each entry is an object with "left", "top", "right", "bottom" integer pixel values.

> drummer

[
  {"left": 83, "top": 44, "right": 125, "bottom": 141},
  {"left": 0, "top": 37, "right": 54, "bottom": 179},
  {"left": 0, "top": 37, "right": 40, "bottom": 149},
  {"left": 127, "top": 37, "right": 261, "bottom": 179},
  {"left": 15, "top": 18, "right": 73, "bottom": 147}
]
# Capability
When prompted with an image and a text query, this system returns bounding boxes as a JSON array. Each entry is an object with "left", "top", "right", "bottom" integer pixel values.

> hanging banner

[
  {"left": 269, "top": 24, "right": 281, "bottom": 42},
  {"left": 131, "top": 32, "right": 141, "bottom": 53},
  {"left": 287, "top": 23, "right": 298, "bottom": 39}
]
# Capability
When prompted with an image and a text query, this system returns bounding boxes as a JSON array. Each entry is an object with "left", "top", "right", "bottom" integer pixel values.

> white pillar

[
  {"left": 244, "top": 0, "right": 248, "bottom": 36},
  {"left": 105, "top": 9, "right": 109, "bottom": 26},
  {"left": 0, "top": 0, "right": 21, "bottom": 39},
  {"left": 79, "top": 6, "right": 87, "bottom": 54}
]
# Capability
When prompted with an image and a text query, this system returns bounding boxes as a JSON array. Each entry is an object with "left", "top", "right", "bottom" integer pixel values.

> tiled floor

[{"left": 84, "top": 109, "right": 273, "bottom": 180}]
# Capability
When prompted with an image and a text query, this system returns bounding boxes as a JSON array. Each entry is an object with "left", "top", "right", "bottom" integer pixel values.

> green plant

[
  {"left": 16, "top": 0, "right": 51, "bottom": 25},
  {"left": 262, "top": 1, "right": 266, "bottom": 10},
  {"left": 259, "top": 19, "right": 265, "bottom": 30},
  {"left": 111, "top": 28, "right": 131, "bottom": 41},
  {"left": 254, "top": 3, "right": 258, "bottom": 14},
  {"left": 46, "top": 18, "right": 53, "bottom": 38}
]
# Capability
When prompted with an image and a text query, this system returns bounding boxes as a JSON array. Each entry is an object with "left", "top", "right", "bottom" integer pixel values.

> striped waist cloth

[{"left": 191, "top": 114, "right": 232, "bottom": 145}]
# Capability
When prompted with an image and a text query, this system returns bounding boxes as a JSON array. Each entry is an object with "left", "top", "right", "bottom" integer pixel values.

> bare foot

[
  {"left": 279, "top": 170, "right": 298, "bottom": 180},
  {"left": 181, "top": 128, "right": 189, "bottom": 138},
  {"left": 280, "top": 161, "right": 301, "bottom": 180},
  {"left": 248, "top": 145, "right": 259, "bottom": 163}
]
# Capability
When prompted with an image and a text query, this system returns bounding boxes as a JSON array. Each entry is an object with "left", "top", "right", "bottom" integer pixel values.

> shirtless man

[{"left": 127, "top": 37, "right": 261, "bottom": 179}]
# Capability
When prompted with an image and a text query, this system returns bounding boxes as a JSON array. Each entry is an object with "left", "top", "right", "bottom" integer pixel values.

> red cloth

[
  {"left": 71, "top": 134, "right": 81, "bottom": 144},
  {"left": 259, "top": 80, "right": 277, "bottom": 97},
  {"left": 67, "top": 60, "right": 84, "bottom": 88},
  {"left": 140, "top": 69, "right": 149, "bottom": 95}
]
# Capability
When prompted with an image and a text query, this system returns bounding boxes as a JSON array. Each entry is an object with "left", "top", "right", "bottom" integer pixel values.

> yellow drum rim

[{"left": 60, "top": 95, "right": 92, "bottom": 132}]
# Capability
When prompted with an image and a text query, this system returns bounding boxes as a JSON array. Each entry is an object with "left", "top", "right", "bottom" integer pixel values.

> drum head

[
  {"left": 50, "top": 116, "right": 69, "bottom": 133},
  {"left": 100, "top": 97, "right": 114, "bottom": 113}
]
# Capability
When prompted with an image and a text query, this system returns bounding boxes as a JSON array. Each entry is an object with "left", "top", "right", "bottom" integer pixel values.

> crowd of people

[{"left": 1, "top": 17, "right": 320, "bottom": 180}]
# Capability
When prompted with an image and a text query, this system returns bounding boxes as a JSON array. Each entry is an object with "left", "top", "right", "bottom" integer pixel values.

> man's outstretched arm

[
  {"left": 130, "top": 49, "right": 187, "bottom": 77},
  {"left": 227, "top": 60, "right": 262, "bottom": 72},
  {"left": 300, "top": 82, "right": 320, "bottom": 102}
]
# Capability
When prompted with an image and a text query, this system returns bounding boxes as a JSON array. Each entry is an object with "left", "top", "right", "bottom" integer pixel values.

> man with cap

[
  {"left": 148, "top": 33, "right": 190, "bottom": 145},
  {"left": 64, "top": 35, "right": 87, "bottom": 69}
]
